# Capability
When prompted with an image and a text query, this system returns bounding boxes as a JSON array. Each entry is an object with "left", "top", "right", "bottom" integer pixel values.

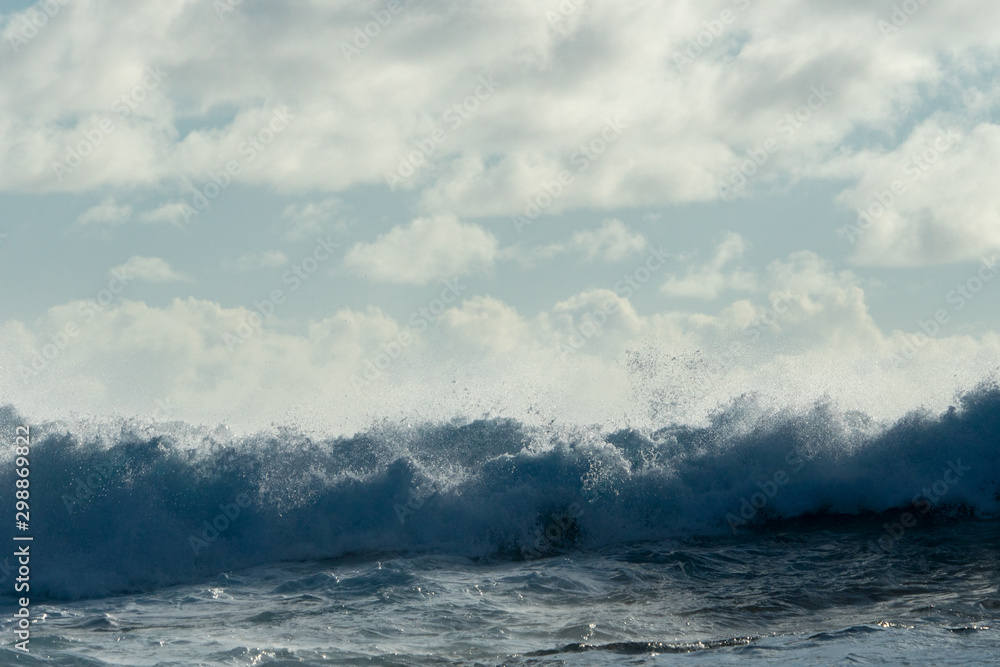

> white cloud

[
  {"left": 0, "top": 0, "right": 998, "bottom": 252},
  {"left": 3, "top": 267, "right": 997, "bottom": 435},
  {"left": 221, "top": 251, "right": 288, "bottom": 272},
  {"left": 3, "top": 0, "right": 1000, "bottom": 452},
  {"left": 113, "top": 256, "right": 188, "bottom": 283},
  {"left": 75, "top": 197, "right": 132, "bottom": 226},
  {"left": 74, "top": 199, "right": 192, "bottom": 228},
  {"left": 547, "top": 288, "right": 644, "bottom": 358},
  {"left": 440, "top": 296, "right": 527, "bottom": 352},
  {"left": 136, "top": 201, "right": 194, "bottom": 227},
  {"left": 281, "top": 198, "right": 344, "bottom": 241},
  {"left": 835, "top": 121, "right": 1000, "bottom": 266},
  {"left": 743, "top": 251, "right": 879, "bottom": 348},
  {"left": 572, "top": 219, "right": 647, "bottom": 262},
  {"left": 343, "top": 215, "right": 498, "bottom": 285},
  {"left": 661, "top": 233, "right": 757, "bottom": 299}
]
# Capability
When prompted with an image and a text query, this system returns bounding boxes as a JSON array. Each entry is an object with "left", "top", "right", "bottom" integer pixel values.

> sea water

[{"left": 0, "top": 387, "right": 998, "bottom": 665}]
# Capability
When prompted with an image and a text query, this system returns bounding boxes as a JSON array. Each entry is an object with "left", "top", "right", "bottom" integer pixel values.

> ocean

[{"left": 1, "top": 385, "right": 998, "bottom": 665}]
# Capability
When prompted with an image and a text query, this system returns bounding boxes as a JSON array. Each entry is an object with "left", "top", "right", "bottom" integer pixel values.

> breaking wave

[{"left": 1, "top": 383, "right": 999, "bottom": 599}]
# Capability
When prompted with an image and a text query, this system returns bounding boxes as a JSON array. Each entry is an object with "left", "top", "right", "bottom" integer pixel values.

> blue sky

[{"left": 1, "top": 0, "right": 999, "bottom": 432}]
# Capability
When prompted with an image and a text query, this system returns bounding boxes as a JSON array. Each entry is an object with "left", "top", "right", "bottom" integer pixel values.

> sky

[{"left": 1, "top": 0, "right": 999, "bottom": 434}]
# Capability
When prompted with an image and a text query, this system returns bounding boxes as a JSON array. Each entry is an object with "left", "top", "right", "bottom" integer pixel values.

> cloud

[
  {"left": 661, "top": 233, "right": 757, "bottom": 299},
  {"left": 112, "top": 256, "right": 188, "bottom": 283},
  {"left": 343, "top": 215, "right": 498, "bottom": 285},
  {"left": 136, "top": 201, "right": 194, "bottom": 227},
  {"left": 1, "top": 0, "right": 998, "bottom": 255},
  {"left": 835, "top": 121, "right": 1000, "bottom": 266},
  {"left": 221, "top": 251, "right": 288, "bottom": 272},
  {"left": 75, "top": 197, "right": 132, "bottom": 226},
  {"left": 74, "top": 198, "right": 193, "bottom": 228},
  {"left": 281, "top": 198, "right": 344, "bottom": 241},
  {"left": 572, "top": 219, "right": 647, "bottom": 262},
  {"left": 3, "top": 266, "right": 996, "bottom": 435},
  {"left": 741, "top": 251, "right": 879, "bottom": 349},
  {"left": 5, "top": 0, "right": 1000, "bottom": 440},
  {"left": 440, "top": 296, "right": 527, "bottom": 352},
  {"left": 547, "top": 288, "right": 644, "bottom": 358}
]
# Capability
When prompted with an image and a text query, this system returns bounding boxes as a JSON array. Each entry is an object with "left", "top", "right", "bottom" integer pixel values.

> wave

[{"left": 2, "top": 383, "right": 999, "bottom": 600}]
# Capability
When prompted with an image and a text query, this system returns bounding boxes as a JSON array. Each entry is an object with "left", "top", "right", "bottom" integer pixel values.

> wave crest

[{"left": 2, "top": 384, "right": 999, "bottom": 599}]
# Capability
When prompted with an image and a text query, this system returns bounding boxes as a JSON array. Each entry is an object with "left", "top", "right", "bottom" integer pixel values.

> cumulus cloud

[
  {"left": 343, "top": 215, "right": 498, "bottom": 284},
  {"left": 572, "top": 219, "right": 647, "bottom": 262},
  {"left": 75, "top": 197, "right": 132, "bottom": 226},
  {"left": 731, "top": 251, "right": 880, "bottom": 352},
  {"left": 2, "top": 268, "right": 997, "bottom": 434},
  {"left": 547, "top": 288, "right": 644, "bottom": 358},
  {"left": 835, "top": 121, "right": 1000, "bottom": 266},
  {"left": 281, "top": 198, "right": 344, "bottom": 241},
  {"left": 440, "top": 296, "right": 527, "bottom": 352},
  {"left": 136, "top": 201, "right": 195, "bottom": 227},
  {"left": 113, "top": 256, "right": 188, "bottom": 283},
  {"left": 661, "top": 233, "right": 757, "bottom": 299}
]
